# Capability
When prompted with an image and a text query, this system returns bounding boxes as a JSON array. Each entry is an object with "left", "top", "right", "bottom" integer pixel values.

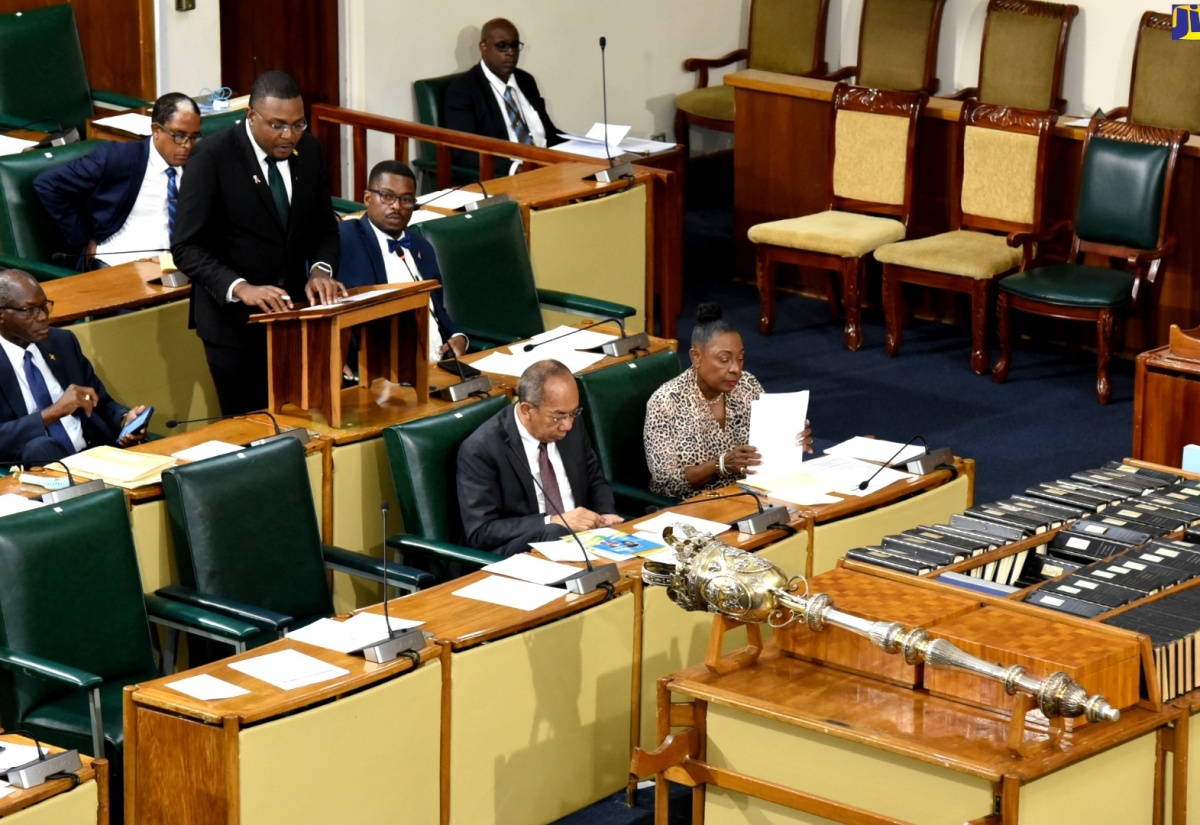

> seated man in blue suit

[
  {"left": 338, "top": 160, "right": 467, "bottom": 362},
  {"left": 34, "top": 92, "right": 202, "bottom": 270},
  {"left": 0, "top": 270, "right": 147, "bottom": 464}
]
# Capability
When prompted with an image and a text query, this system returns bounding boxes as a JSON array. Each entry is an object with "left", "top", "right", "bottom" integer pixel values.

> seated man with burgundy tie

[
  {"left": 33, "top": 92, "right": 202, "bottom": 270},
  {"left": 457, "top": 359, "right": 622, "bottom": 558},
  {"left": 444, "top": 17, "right": 563, "bottom": 176},
  {"left": 337, "top": 160, "right": 466, "bottom": 364},
  {"left": 0, "top": 270, "right": 147, "bottom": 464}
]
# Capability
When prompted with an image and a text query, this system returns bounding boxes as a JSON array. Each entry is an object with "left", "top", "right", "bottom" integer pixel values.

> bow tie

[{"left": 386, "top": 236, "right": 411, "bottom": 256}]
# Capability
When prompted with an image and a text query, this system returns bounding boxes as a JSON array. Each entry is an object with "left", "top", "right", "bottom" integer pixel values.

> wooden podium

[
  {"left": 249, "top": 282, "right": 437, "bottom": 427},
  {"left": 1134, "top": 324, "right": 1200, "bottom": 467}
]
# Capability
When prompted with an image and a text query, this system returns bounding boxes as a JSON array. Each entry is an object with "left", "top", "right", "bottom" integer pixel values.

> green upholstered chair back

[
  {"left": 0, "top": 139, "right": 98, "bottom": 266},
  {"left": 0, "top": 5, "right": 93, "bottom": 133},
  {"left": 382, "top": 394, "right": 510, "bottom": 543},
  {"left": 161, "top": 439, "right": 334, "bottom": 624},
  {"left": 956, "top": 101, "right": 1056, "bottom": 231},
  {"left": 577, "top": 351, "right": 682, "bottom": 490},
  {"left": 1129, "top": 12, "right": 1200, "bottom": 133},
  {"left": 976, "top": 0, "right": 1077, "bottom": 112},
  {"left": 199, "top": 109, "right": 244, "bottom": 136},
  {"left": 856, "top": 0, "right": 945, "bottom": 93},
  {"left": 0, "top": 488, "right": 158, "bottom": 725},
  {"left": 411, "top": 202, "right": 546, "bottom": 344},
  {"left": 413, "top": 73, "right": 462, "bottom": 161},
  {"left": 747, "top": 0, "right": 828, "bottom": 76},
  {"left": 1074, "top": 121, "right": 1182, "bottom": 253}
]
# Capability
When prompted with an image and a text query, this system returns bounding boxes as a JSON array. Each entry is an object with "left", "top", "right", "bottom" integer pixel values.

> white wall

[{"left": 155, "top": 0, "right": 1159, "bottom": 139}]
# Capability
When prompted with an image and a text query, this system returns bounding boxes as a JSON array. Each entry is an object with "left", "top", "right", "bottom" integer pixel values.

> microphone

[
  {"left": 855, "top": 436, "right": 953, "bottom": 490},
  {"left": 651, "top": 489, "right": 793, "bottom": 536},
  {"left": 591, "top": 36, "right": 633, "bottom": 184},
  {"left": 165, "top": 410, "right": 308, "bottom": 448},
  {"left": 503, "top": 437, "right": 619, "bottom": 596},
  {"left": 434, "top": 346, "right": 493, "bottom": 402},
  {"left": 520, "top": 316, "right": 650, "bottom": 359},
  {"left": 361, "top": 501, "right": 425, "bottom": 664},
  {"left": 34, "top": 459, "right": 106, "bottom": 505},
  {"left": 416, "top": 178, "right": 511, "bottom": 213},
  {"left": 3, "top": 729, "right": 82, "bottom": 790}
]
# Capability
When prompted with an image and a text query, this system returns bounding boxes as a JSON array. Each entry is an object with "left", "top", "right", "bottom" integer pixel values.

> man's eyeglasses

[
  {"left": 250, "top": 107, "right": 308, "bottom": 134},
  {"left": 0, "top": 301, "right": 54, "bottom": 318},
  {"left": 538, "top": 406, "right": 583, "bottom": 425},
  {"left": 491, "top": 40, "right": 524, "bottom": 53},
  {"left": 159, "top": 127, "right": 202, "bottom": 146},
  {"left": 368, "top": 189, "right": 418, "bottom": 208}
]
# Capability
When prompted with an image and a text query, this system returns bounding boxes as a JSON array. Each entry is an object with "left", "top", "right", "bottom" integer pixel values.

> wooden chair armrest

[
  {"left": 1133, "top": 239, "right": 1177, "bottom": 266},
  {"left": 682, "top": 49, "right": 748, "bottom": 88},
  {"left": 1007, "top": 221, "right": 1072, "bottom": 249}
]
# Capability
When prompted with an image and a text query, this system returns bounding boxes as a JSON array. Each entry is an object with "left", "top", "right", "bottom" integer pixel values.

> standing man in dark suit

[
  {"left": 444, "top": 17, "right": 563, "bottom": 175},
  {"left": 171, "top": 70, "right": 345, "bottom": 415},
  {"left": 0, "top": 270, "right": 146, "bottom": 464},
  {"left": 457, "top": 359, "right": 621, "bottom": 558},
  {"left": 338, "top": 160, "right": 467, "bottom": 360},
  {"left": 34, "top": 92, "right": 202, "bottom": 270}
]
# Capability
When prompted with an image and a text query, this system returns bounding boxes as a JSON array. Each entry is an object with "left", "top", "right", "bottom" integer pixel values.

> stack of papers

[
  {"left": 0, "top": 493, "right": 44, "bottom": 517},
  {"left": 470, "top": 324, "right": 615, "bottom": 376},
  {"left": 452, "top": 575, "right": 564, "bottom": 611},
  {"left": 415, "top": 188, "right": 485, "bottom": 210},
  {"left": 555, "top": 123, "right": 676, "bottom": 159},
  {"left": 227, "top": 649, "right": 349, "bottom": 690},
  {"left": 171, "top": 440, "right": 244, "bottom": 462},
  {"left": 92, "top": 112, "right": 153, "bottom": 137},
  {"left": 529, "top": 527, "right": 666, "bottom": 563},
  {"left": 824, "top": 436, "right": 926, "bottom": 465},
  {"left": 747, "top": 390, "right": 809, "bottom": 483},
  {"left": 61, "top": 446, "right": 176, "bottom": 488},
  {"left": 285, "top": 612, "right": 424, "bottom": 654}
]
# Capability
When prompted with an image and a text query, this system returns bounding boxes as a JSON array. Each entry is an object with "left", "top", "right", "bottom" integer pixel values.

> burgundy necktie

[{"left": 538, "top": 442, "right": 565, "bottom": 514}]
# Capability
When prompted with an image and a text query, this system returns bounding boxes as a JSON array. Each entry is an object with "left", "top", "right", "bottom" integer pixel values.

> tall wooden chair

[
  {"left": 674, "top": 0, "right": 829, "bottom": 150},
  {"left": 821, "top": 0, "right": 947, "bottom": 94},
  {"left": 952, "top": 0, "right": 1078, "bottom": 112},
  {"left": 875, "top": 101, "right": 1057, "bottom": 374},
  {"left": 1105, "top": 11, "right": 1200, "bottom": 133},
  {"left": 748, "top": 84, "right": 927, "bottom": 349},
  {"left": 994, "top": 119, "right": 1188, "bottom": 404}
]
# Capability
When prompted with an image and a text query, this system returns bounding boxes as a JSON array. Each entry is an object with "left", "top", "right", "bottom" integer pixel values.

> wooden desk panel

[
  {"left": 1133, "top": 344, "right": 1200, "bottom": 467},
  {"left": 43, "top": 261, "right": 187, "bottom": 323}
]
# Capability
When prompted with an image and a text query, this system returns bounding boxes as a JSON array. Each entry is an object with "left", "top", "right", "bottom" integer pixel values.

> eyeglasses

[
  {"left": 367, "top": 189, "right": 418, "bottom": 208},
  {"left": 491, "top": 40, "right": 524, "bottom": 53},
  {"left": 538, "top": 405, "right": 583, "bottom": 425},
  {"left": 0, "top": 300, "right": 53, "bottom": 318},
  {"left": 250, "top": 107, "right": 308, "bottom": 134},
  {"left": 158, "top": 126, "right": 202, "bottom": 146}
]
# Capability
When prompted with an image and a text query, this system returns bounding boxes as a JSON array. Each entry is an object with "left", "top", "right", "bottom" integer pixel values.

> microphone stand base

[
  {"left": 601, "top": 332, "right": 650, "bottom": 357},
  {"left": 361, "top": 626, "right": 426, "bottom": 664},
  {"left": 6, "top": 749, "right": 83, "bottom": 789},
  {"left": 735, "top": 505, "right": 791, "bottom": 535},
  {"left": 250, "top": 427, "right": 308, "bottom": 448},
  {"left": 590, "top": 161, "right": 635, "bottom": 183},
  {"left": 40, "top": 478, "right": 107, "bottom": 505},
  {"left": 564, "top": 563, "right": 621, "bottom": 595},
  {"left": 903, "top": 447, "right": 955, "bottom": 475},
  {"left": 434, "top": 375, "right": 493, "bottom": 402},
  {"left": 157, "top": 270, "right": 190, "bottom": 288},
  {"left": 464, "top": 194, "right": 513, "bottom": 212}
]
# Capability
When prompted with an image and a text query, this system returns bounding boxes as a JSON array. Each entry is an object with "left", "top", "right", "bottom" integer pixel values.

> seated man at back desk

[
  {"left": 0, "top": 270, "right": 147, "bottom": 464},
  {"left": 445, "top": 17, "right": 563, "bottom": 176},
  {"left": 33, "top": 92, "right": 202, "bottom": 270},
  {"left": 337, "top": 160, "right": 467, "bottom": 362},
  {"left": 457, "top": 359, "right": 622, "bottom": 558}
]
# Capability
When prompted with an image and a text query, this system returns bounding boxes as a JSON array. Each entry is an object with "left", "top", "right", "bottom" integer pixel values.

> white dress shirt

[
  {"left": 480, "top": 61, "right": 547, "bottom": 175},
  {"left": 95, "top": 144, "right": 179, "bottom": 267},
  {"left": 514, "top": 405, "right": 576, "bottom": 522},
  {"left": 0, "top": 335, "right": 86, "bottom": 452},
  {"left": 366, "top": 220, "right": 445, "bottom": 358}
]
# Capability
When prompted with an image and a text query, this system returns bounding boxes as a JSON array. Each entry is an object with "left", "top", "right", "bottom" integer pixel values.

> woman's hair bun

[{"left": 696, "top": 302, "right": 723, "bottom": 324}]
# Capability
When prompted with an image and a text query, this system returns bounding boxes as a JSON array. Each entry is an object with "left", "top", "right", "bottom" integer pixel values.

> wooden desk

[
  {"left": 124, "top": 638, "right": 442, "bottom": 825},
  {"left": 1134, "top": 326, "right": 1200, "bottom": 467},
  {"left": 0, "top": 735, "right": 106, "bottom": 824},
  {"left": 43, "top": 260, "right": 186, "bottom": 323}
]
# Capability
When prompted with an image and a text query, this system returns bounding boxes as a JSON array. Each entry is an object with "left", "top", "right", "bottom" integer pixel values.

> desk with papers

[{"left": 0, "top": 734, "right": 106, "bottom": 824}]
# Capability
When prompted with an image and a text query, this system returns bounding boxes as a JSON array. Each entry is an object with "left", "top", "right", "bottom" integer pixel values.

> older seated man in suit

[
  {"left": 445, "top": 17, "right": 563, "bottom": 175},
  {"left": 0, "top": 270, "right": 147, "bottom": 464},
  {"left": 457, "top": 359, "right": 622, "bottom": 558},
  {"left": 34, "top": 92, "right": 202, "bottom": 270},
  {"left": 338, "top": 160, "right": 466, "bottom": 361}
]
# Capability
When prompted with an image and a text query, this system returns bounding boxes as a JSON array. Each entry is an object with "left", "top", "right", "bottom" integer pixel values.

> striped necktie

[
  {"left": 165, "top": 167, "right": 178, "bottom": 241},
  {"left": 503, "top": 86, "right": 532, "bottom": 145}
]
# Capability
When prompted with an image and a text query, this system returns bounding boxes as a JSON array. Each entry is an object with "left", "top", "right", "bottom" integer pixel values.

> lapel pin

[
  {"left": 253, "top": 174, "right": 261, "bottom": 185},
  {"left": 47, "top": 353, "right": 56, "bottom": 361}
]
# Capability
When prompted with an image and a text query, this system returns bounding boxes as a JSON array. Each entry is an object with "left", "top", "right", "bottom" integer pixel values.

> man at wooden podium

[{"left": 172, "top": 70, "right": 345, "bottom": 415}]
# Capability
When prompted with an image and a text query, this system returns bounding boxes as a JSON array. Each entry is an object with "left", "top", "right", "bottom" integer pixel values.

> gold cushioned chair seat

[
  {"left": 874, "top": 230, "right": 1019, "bottom": 279},
  {"left": 675, "top": 85, "right": 735, "bottom": 122},
  {"left": 748, "top": 210, "right": 906, "bottom": 257}
]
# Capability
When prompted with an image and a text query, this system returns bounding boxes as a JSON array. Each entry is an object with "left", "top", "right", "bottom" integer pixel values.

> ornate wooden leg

[
  {"left": 993, "top": 291, "right": 1012, "bottom": 384},
  {"left": 970, "top": 279, "right": 992, "bottom": 375},
  {"left": 757, "top": 248, "right": 777, "bottom": 336},
  {"left": 883, "top": 265, "right": 903, "bottom": 358},
  {"left": 1096, "top": 310, "right": 1113, "bottom": 404},
  {"left": 842, "top": 257, "right": 863, "bottom": 351}
]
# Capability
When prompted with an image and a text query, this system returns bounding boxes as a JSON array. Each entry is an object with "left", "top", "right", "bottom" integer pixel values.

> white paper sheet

[
  {"left": 92, "top": 112, "right": 153, "bottom": 136},
  {"left": 405, "top": 208, "right": 445, "bottom": 224},
  {"left": 470, "top": 344, "right": 607, "bottom": 377},
  {"left": 0, "top": 134, "right": 36, "bottom": 156},
  {"left": 0, "top": 743, "right": 43, "bottom": 772},
  {"left": 0, "top": 782, "right": 13, "bottom": 799},
  {"left": 0, "top": 493, "right": 44, "bottom": 516},
  {"left": 524, "top": 324, "right": 617, "bottom": 351},
  {"left": 452, "top": 575, "right": 564, "bottom": 611},
  {"left": 529, "top": 537, "right": 602, "bottom": 563},
  {"left": 416, "top": 188, "right": 485, "bottom": 210},
  {"left": 823, "top": 436, "right": 926, "bottom": 465},
  {"left": 747, "top": 390, "right": 809, "bottom": 482},
  {"left": 165, "top": 673, "right": 250, "bottom": 701},
  {"left": 285, "top": 612, "right": 424, "bottom": 654},
  {"left": 171, "top": 440, "right": 244, "bottom": 462},
  {"left": 635, "top": 511, "right": 730, "bottom": 543},
  {"left": 227, "top": 649, "right": 349, "bottom": 690},
  {"left": 483, "top": 553, "right": 579, "bottom": 585},
  {"left": 764, "top": 488, "right": 842, "bottom": 506}
]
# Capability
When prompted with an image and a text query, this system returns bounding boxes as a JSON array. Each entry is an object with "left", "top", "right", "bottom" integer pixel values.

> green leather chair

[
  {"left": 412, "top": 72, "right": 477, "bottom": 189},
  {"left": 382, "top": 394, "right": 510, "bottom": 582},
  {"left": 411, "top": 201, "right": 635, "bottom": 350},
  {"left": 0, "top": 488, "right": 257, "bottom": 798},
  {"left": 993, "top": 118, "right": 1189, "bottom": 404},
  {"left": 158, "top": 439, "right": 434, "bottom": 646},
  {"left": 577, "top": 351, "right": 683, "bottom": 515},
  {"left": 0, "top": 139, "right": 101, "bottom": 280},
  {"left": 0, "top": 5, "right": 149, "bottom": 134},
  {"left": 199, "top": 108, "right": 244, "bottom": 136}
]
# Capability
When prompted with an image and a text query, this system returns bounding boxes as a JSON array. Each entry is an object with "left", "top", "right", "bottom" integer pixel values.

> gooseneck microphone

[
  {"left": 434, "top": 346, "right": 493, "bottom": 402},
  {"left": 522, "top": 317, "right": 626, "bottom": 351},
  {"left": 652, "top": 488, "right": 793, "bottom": 536},
  {"left": 417, "top": 177, "right": 511, "bottom": 213},
  {"left": 27, "top": 459, "right": 106, "bottom": 505},
  {"left": 856, "top": 436, "right": 927, "bottom": 490},
  {"left": 522, "top": 316, "right": 650, "bottom": 359},
  {"left": 593, "top": 36, "right": 634, "bottom": 184},
  {"left": 503, "top": 437, "right": 619, "bottom": 597},
  {"left": 361, "top": 501, "right": 425, "bottom": 664},
  {"left": 164, "top": 410, "right": 308, "bottom": 448}
]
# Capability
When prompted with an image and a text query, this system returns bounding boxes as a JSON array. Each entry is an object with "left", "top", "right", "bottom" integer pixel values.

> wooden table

[
  {"left": 42, "top": 260, "right": 187, "bottom": 323},
  {"left": 0, "top": 734, "right": 106, "bottom": 824},
  {"left": 124, "top": 637, "right": 442, "bottom": 825}
]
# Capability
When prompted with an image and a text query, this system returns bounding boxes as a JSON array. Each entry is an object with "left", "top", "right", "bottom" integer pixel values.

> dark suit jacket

[
  {"left": 457, "top": 403, "right": 615, "bottom": 552},
  {"left": 32, "top": 138, "right": 152, "bottom": 265},
  {"left": 0, "top": 328, "right": 128, "bottom": 460},
  {"left": 444, "top": 64, "right": 563, "bottom": 170},
  {"left": 336, "top": 216, "right": 460, "bottom": 342},
  {"left": 171, "top": 124, "right": 340, "bottom": 348}
]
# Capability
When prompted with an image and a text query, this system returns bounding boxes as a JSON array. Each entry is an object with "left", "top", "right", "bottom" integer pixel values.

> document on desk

[
  {"left": 228, "top": 649, "right": 349, "bottom": 690},
  {"left": 802, "top": 453, "right": 913, "bottom": 495},
  {"left": 0, "top": 780, "right": 12, "bottom": 800},
  {"left": 165, "top": 673, "right": 250, "bottom": 701},
  {"left": 453, "top": 575, "right": 564, "bottom": 611},
  {"left": 91, "top": 112, "right": 153, "bottom": 136},
  {"left": 0, "top": 134, "right": 36, "bottom": 156},
  {"left": 636, "top": 511, "right": 730, "bottom": 543},
  {"left": 471, "top": 343, "right": 607, "bottom": 377},
  {"left": 483, "top": 553, "right": 579, "bottom": 586},
  {"left": 823, "top": 435, "right": 926, "bottom": 465},
  {"left": 0, "top": 742, "right": 43, "bottom": 772},
  {"left": 416, "top": 188, "right": 484, "bottom": 210},
  {"left": 748, "top": 390, "right": 809, "bottom": 483},
  {"left": 286, "top": 612, "right": 424, "bottom": 654},
  {"left": 525, "top": 324, "right": 618, "bottom": 352},
  {"left": 0, "top": 493, "right": 44, "bottom": 517},
  {"left": 556, "top": 124, "right": 676, "bottom": 158},
  {"left": 171, "top": 440, "right": 244, "bottom": 462},
  {"left": 61, "top": 446, "right": 176, "bottom": 488}
]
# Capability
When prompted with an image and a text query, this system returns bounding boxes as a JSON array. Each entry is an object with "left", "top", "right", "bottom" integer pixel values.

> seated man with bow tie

[
  {"left": 0, "top": 270, "right": 147, "bottom": 464},
  {"left": 337, "top": 160, "right": 467, "bottom": 366}
]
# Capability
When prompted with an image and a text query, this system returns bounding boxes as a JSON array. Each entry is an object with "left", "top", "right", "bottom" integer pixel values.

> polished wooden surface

[
  {"left": 0, "top": 734, "right": 103, "bottom": 822},
  {"left": 43, "top": 261, "right": 188, "bottom": 324},
  {"left": 1134, "top": 327, "right": 1200, "bottom": 466}
]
